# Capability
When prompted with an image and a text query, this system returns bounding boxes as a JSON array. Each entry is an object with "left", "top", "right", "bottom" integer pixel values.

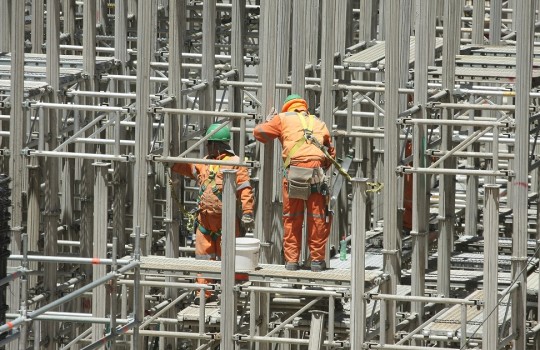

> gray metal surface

[
  {"left": 0, "top": 80, "right": 49, "bottom": 97},
  {"left": 0, "top": 53, "right": 115, "bottom": 72},
  {"left": 423, "top": 290, "right": 511, "bottom": 339},
  {"left": 467, "top": 45, "right": 540, "bottom": 57},
  {"left": 136, "top": 256, "right": 384, "bottom": 287},
  {"left": 428, "top": 66, "right": 540, "bottom": 82},
  {"left": 343, "top": 41, "right": 386, "bottom": 67}
]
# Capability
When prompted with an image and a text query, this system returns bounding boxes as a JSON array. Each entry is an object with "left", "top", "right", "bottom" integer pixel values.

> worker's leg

[
  {"left": 195, "top": 228, "right": 217, "bottom": 298},
  {"left": 306, "top": 192, "right": 331, "bottom": 262},
  {"left": 282, "top": 179, "right": 305, "bottom": 263}
]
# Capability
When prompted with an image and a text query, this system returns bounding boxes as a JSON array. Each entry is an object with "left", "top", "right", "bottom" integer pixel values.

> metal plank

[
  {"left": 343, "top": 41, "right": 386, "bottom": 67},
  {"left": 428, "top": 66, "right": 540, "bottom": 83},
  {"left": 136, "top": 256, "right": 384, "bottom": 287}
]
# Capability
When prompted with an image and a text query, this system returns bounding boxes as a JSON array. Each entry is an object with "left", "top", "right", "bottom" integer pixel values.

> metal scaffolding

[{"left": 0, "top": 0, "right": 540, "bottom": 349}]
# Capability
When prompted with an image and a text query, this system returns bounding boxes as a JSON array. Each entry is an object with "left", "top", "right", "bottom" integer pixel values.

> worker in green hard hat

[
  {"left": 254, "top": 94, "right": 335, "bottom": 272},
  {"left": 172, "top": 122, "right": 255, "bottom": 304}
]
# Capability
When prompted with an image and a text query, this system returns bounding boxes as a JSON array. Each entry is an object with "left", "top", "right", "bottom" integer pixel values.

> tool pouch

[{"left": 287, "top": 166, "right": 314, "bottom": 200}]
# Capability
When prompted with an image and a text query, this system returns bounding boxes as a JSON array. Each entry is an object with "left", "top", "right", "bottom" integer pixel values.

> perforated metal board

[
  {"left": 135, "top": 256, "right": 384, "bottom": 288},
  {"left": 0, "top": 53, "right": 116, "bottom": 73},
  {"left": 0, "top": 80, "right": 49, "bottom": 98},
  {"left": 428, "top": 66, "right": 540, "bottom": 83},
  {"left": 423, "top": 290, "right": 510, "bottom": 338}
]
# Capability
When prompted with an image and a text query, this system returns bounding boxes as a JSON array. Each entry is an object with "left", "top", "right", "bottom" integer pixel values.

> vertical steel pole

[
  {"left": 291, "top": 0, "right": 306, "bottom": 95},
  {"left": 111, "top": 0, "right": 129, "bottom": 260},
  {"left": 257, "top": 4, "right": 277, "bottom": 348},
  {"left": 30, "top": 0, "right": 44, "bottom": 53},
  {"left": 512, "top": 1, "right": 534, "bottom": 349},
  {"left": 164, "top": 1, "right": 185, "bottom": 347},
  {"left": 257, "top": 0, "right": 278, "bottom": 265},
  {"left": 307, "top": 311, "right": 325, "bottom": 349},
  {"left": 80, "top": 1, "right": 97, "bottom": 316},
  {"left": 133, "top": 0, "right": 154, "bottom": 255},
  {"left": 221, "top": 169, "right": 237, "bottom": 350},
  {"left": 472, "top": 0, "right": 485, "bottom": 44},
  {"left": 489, "top": 0, "right": 502, "bottom": 45},
  {"left": 9, "top": 2, "right": 24, "bottom": 349},
  {"left": 359, "top": 0, "right": 379, "bottom": 41},
  {"left": 0, "top": 0, "right": 10, "bottom": 51},
  {"left": 482, "top": 184, "right": 500, "bottom": 350},
  {"left": 91, "top": 162, "right": 108, "bottom": 342},
  {"left": 305, "top": 0, "right": 320, "bottom": 110},
  {"left": 437, "top": 0, "right": 460, "bottom": 299},
  {"left": 63, "top": 0, "right": 76, "bottom": 46},
  {"left": 231, "top": 0, "right": 246, "bottom": 157},
  {"left": 275, "top": 0, "right": 290, "bottom": 261},
  {"left": 44, "top": 2, "right": 61, "bottom": 348},
  {"left": 350, "top": 179, "right": 368, "bottom": 349},
  {"left": 411, "top": 0, "right": 432, "bottom": 338},
  {"left": 200, "top": 1, "right": 216, "bottom": 120},
  {"left": 382, "top": 0, "right": 401, "bottom": 344},
  {"left": 319, "top": 0, "right": 336, "bottom": 265},
  {"left": 319, "top": 0, "right": 334, "bottom": 127}
]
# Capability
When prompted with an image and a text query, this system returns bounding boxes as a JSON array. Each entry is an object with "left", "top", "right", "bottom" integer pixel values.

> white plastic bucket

[{"left": 235, "top": 237, "right": 260, "bottom": 272}]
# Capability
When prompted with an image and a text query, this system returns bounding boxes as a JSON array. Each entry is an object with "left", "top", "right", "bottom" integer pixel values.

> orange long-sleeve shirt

[
  {"left": 253, "top": 111, "right": 335, "bottom": 168},
  {"left": 171, "top": 153, "right": 254, "bottom": 219}
]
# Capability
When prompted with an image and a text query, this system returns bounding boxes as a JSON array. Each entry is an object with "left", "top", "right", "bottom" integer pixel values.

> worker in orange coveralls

[
  {"left": 172, "top": 123, "right": 254, "bottom": 304},
  {"left": 253, "top": 94, "right": 335, "bottom": 272}
]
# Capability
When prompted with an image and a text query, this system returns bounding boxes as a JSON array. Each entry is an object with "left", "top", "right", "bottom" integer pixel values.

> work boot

[
  {"left": 311, "top": 260, "right": 326, "bottom": 272},
  {"left": 285, "top": 262, "right": 299, "bottom": 271}
]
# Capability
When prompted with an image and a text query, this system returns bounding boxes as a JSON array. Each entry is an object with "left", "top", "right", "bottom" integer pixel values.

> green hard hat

[
  {"left": 206, "top": 123, "right": 231, "bottom": 141},
  {"left": 284, "top": 94, "right": 302, "bottom": 104}
]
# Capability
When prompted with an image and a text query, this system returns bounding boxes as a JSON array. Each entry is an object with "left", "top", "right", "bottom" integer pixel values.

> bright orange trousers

[
  {"left": 282, "top": 179, "right": 331, "bottom": 263},
  {"left": 194, "top": 217, "right": 242, "bottom": 298}
]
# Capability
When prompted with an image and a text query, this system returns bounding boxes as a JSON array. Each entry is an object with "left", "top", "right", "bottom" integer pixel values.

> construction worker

[
  {"left": 254, "top": 94, "right": 335, "bottom": 272},
  {"left": 172, "top": 123, "right": 255, "bottom": 304}
]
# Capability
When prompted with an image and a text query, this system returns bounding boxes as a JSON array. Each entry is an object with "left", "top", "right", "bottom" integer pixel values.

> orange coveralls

[
  {"left": 254, "top": 102, "right": 335, "bottom": 263},
  {"left": 172, "top": 152, "right": 254, "bottom": 292}
]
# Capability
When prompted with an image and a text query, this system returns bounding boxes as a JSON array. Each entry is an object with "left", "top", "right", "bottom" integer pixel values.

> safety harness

[
  {"left": 284, "top": 112, "right": 315, "bottom": 169},
  {"left": 281, "top": 112, "right": 383, "bottom": 193},
  {"left": 195, "top": 156, "right": 230, "bottom": 240}
]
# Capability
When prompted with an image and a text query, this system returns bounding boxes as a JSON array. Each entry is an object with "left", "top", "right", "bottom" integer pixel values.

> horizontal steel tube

[
  {"left": 130, "top": 330, "right": 215, "bottom": 340},
  {"left": 26, "top": 150, "right": 132, "bottom": 162},
  {"left": 402, "top": 167, "right": 505, "bottom": 176},
  {"left": 368, "top": 343, "right": 464, "bottom": 350},
  {"left": 9, "top": 255, "right": 131, "bottom": 265},
  {"left": 433, "top": 103, "right": 516, "bottom": 111},
  {"left": 241, "top": 285, "right": 345, "bottom": 298},
  {"left": 31, "top": 102, "right": 127, "bottom": 112},
  {"left": 153, "top": 155, "right": 250, "bottom": 167},
  {"left": 157, "top": 107, "right": 256, "bottom": 119},
  {"left": 402, "top": 118, "right": 508, "bottom": 126},
  {"left": 118, "top": 279, "right": 213, "bottom": 290},
  {"left": 367, "top": 292, "right": 480, "bottom": 306},
  {"left": 428, "top": 150, "right": 514, "bottom": 159}
]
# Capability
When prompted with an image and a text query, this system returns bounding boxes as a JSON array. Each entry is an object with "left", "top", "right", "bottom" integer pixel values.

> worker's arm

[
  {"left": 236, "top": 166, "right": 255, "bottom": 230},
  {"left": 236, "top": 166, "right": 254, "bottom": 214},
  {"left": 171, "top": 163, "right": 198, "bottom": 179},
  {"left": 253, "top": 114, "right": 282, "bottom": 144}
]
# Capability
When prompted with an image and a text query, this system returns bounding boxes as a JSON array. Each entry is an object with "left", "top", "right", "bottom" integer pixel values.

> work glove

[{"left": 241, "top": 213, "right": 255, "bottom": 232}]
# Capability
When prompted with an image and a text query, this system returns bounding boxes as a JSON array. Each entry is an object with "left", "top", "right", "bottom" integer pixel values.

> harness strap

[
  {"left": 197, "top": 221, "right": 222, "bottom": 240},
  {"left": 197, "top": 155, "right": 231, "bottom": 204},
  {"left": 283, "top": 113, "right": 314, "bottom": 168}
]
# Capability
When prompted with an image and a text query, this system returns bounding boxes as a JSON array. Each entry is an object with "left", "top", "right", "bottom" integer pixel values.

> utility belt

[
  {"left": 195, "top": 220, "right": 222, "bottom": 241},
  {"left": 285, "top": 165, "right": 329, "bottom": 200}
]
